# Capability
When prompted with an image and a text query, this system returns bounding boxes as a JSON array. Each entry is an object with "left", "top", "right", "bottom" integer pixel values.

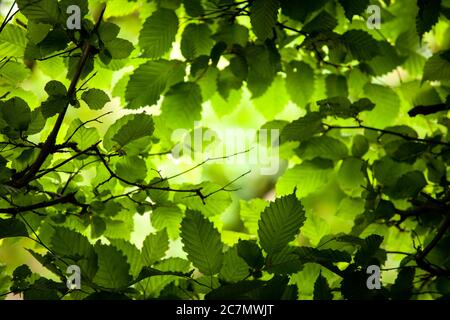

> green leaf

[
  {"left": 93, "top": 243, "right": 132, "bottom": 289},
  {"left": 11, "top": 264, "right": 32, "bottom": 292},
  {"left": 104, "top": 38, "right": 134, "bottom": 59},
  {"left": 99, "top": 22, "right": 120, "bottom": 42},
  {"left": 352, "top": 135, "right": 369, "bottom": 158},
  {"left": 213, "top": 24, "right": 249, "bottom": 48},
  {"left": 0, "top": 97, "right": 32, "bottom": 137},
  {"left": 0, "top": 219, "right": 28, "bottom": 239},
  {"left": 115, "top": 156, "right": 147, "bottom": 182},
  {"left": 64, "top": 119, "right": 100, "bottom": 150},
  {"left": 296, "top": 136, "right": 349, "bottom": 161},
  {"left": 276, "top": 158, "right": 334, "bottom": 198},
  {"left": 280, "top": 0, "right": 331, "bottom": 23},
  {"left": 250, "top": 0, "right": 280, "bottom": 41},
  {"left": 220, "top": 246, "right": 250, "bottom": 283},
  {"left": 337, "top": 157, "right": 366, "bottom": 193},
  {"left": 50, "top": 227, "right": 98, "bottom": 279},
  {"left": 125, "top": 60, "right": 185, "bottom": 109},
  {"left": 16, "top": 0, "right": 60, "bottom": 24},
  {"left": 59, "top": 0, "right": 89, "bottom": 19},
  {"left": 150, "top": 206, "right": 183, "bottom": 240},
  {"left": 91, "top": 216, "right": 106, "bottom": 238},
  {"left": 0, "top": 60, "right": 30, "bottom": 84},
  {"left": 217, "top": 65, "right": 244, "bottom": 99},
  {"left": 364, "top": 41, "right": 407, "bottom": 76},
  {"left": 301, "top": 213, "right": 330, "bottom": 247},
  {"left": 237, "top": 240, "right": 265, "bottom": 270},
  {"left": 325, "top": 74, "right": 348, "bottom": 98},
  {"left": 183, "top": 0, "right": 204, "bottom": 17},
  {"left": 281, "top": 112, "right": 323, "bottom": 142},
  {"left": 354, "top": 235, "right": 386, "bottom": 266},
  {"left": 134, "top": 258, "right": 193, "bottom": 297},
  {"left": 318, "top": 96, "right": 350, "bottom": 117},
  {"left": 373, "top": 156, "right": 411, "bottom": 186},
  {"left": 142, "top": 229, "right": 169, "bottom": 266},
  {"left": 360, "top": 84, "right": 400, "bottom": 128},
  {"left": 295, "top": 247, "right": 352, "bottom": 264},
  {"left": 157, "top": 0, "right": 181, "bottom": 10},
  {"left": 206, "top": 275, "right": 290, "bottom": 300},
  {"left": 302, "top": 10, "right": 337, "bottom": 33},
  {"left": 338, "top": 0, "right": 369, "bottom": 20},
  {"left": 108, "top": 239, "right": 142, "bottom": 278},
  {"left": 416, "top": 0, "right": 442, "bottom": 40},
  {"left": 239, "top": 199, "right": 269, "bottom": 235},
  {"left": 0, "top": 25, "right": 27, "bottom": 57},
  {"left": 81, "top": 89, "right": 110, "bottom": 110},
  {"left": 181, "top": 24, "right": 214, "bottom": 60},
  {"left": 210, "top": 41, "right": 227, "bottom": 67},
  {"left": 267, "top": 246, "right": 303, "bottom": 275},
  {"left": 41, "top": 81, "right": 69, "bottom": 118},
  {"left": 253, "top": 75, "right": 289, "bottom": 119},
  {"left": 27, "top": 109, "right": 47, "bottom": 136},
  {"left": 340, "top": 268, "right": 388, "bottom": 299},
  {"left": 41, "top": 96, "right": 68, "bottom": 118},
  {"left": 390, "top": 141, "right": 427, "bottom": 163},
  {"left": 205, "top": 280, "right": 265, "bottom": 299},
  {"left": 134, "top": 265, "right": 192, "bottom": 285},
  {"left": 36, "top": 27, "right": 69, "bottom": 53},
  {"left": 160, "top": 82, "right": 203, "bottom": 129},
  {"left": 146, "top": 178, "right": 170, "bottom": 205},
  {"left": 105, "top": 114, "right": 154, "bottom": 151},
  {"left": 285, "top": 61, "right": 315, "bottom": 108},
  {"left": 45, "top": 81, "right": 67, "bottom": 96},
  {"left": 391, "top": 267, "right": 415, "bottom": 300},
  {"left": 258, "top": 193, "right": 306, "bottom": 255},
  {"left": 180, "top": 210, "right": 224, "bottom": 275},
  {"left": 246, "top": 44, "right": 281, "bottom": 98},
  {"left": 387, "top": 170, "right": 427, "bottom": 199},
  {"left": 25, "top": 250, "right": 63, "bottom": 279},
  {"left": 313, "top": 272, "right": 333, "bottom": 300},
  {"left": 341, "top": 30, "right": 380, "bottom": 61},
  {"left": 139, "top": 8, "right": 179, "bottom": 58},
  {"left": 422, "top": 51, "right": 450, "bottom": 83}
]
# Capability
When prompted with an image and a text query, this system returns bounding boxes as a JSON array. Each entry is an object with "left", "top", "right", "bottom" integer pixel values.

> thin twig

[
  {"left": 64, "top": 111, "right": 112, "bottom": 145},
  {"left": 324, "top": 123, "right": 450, "bottom": 147}
]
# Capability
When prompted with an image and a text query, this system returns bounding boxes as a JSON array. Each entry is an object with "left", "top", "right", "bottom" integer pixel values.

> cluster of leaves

[{"left": 0, "top": 0, "right": 450, "bottom": 300}]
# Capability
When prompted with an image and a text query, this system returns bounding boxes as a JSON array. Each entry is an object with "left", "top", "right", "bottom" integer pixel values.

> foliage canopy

[{"left": 0, "top": 0, "right": 450, "bottom": 300}]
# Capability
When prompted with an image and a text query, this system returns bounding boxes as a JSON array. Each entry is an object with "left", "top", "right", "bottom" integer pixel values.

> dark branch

[
  {"left": 93, "top": 146, "right": 249, "bottom": 204},
  {"left": 415, "top": 213, "right": 450, "bottom": 277},
  {"left": 9, "top": 5, "right": 107, "bottom": 189},
  {"left": 0, "top": 1, "right": 18, "bottom": 34},
  {"left": 408, "top": 103, "right": 450, "bottom": 117},
  {"left": 324, "top": 123, "right": 450, "bottom": 147},
  {"left": 0, "top": 193, "right": 85, "bottom": 216}
]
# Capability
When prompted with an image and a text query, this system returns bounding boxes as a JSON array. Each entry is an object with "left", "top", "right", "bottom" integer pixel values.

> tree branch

[
  {"left": 324, "top": 123, "right": 450, "bottom": 147},
  {"left": 9, "top": 5, "right": 107, "bottom": 189},
  {"left": 0, "top": 193, "right": 83, "bottom": 216},
  {"left": 417, "top": 214, "right": 450, "bottom": 259},
  {"left": 149, "top": 148, "right": 251, "bottom": 186},
  {"left": 63, "top": 111, "right": 112, "bottom": 145},
  {"left": 93, "top": 146, "right": 248, "bottom": 204},
  {"left": 0, "top": 1, "right": 18, "bottom": 34},
  {"left": 415, "top": 212, "right": 450, "bottom": 277},
  {"left": 29, "top": 142, "right": 101, "bottom": 182}
]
